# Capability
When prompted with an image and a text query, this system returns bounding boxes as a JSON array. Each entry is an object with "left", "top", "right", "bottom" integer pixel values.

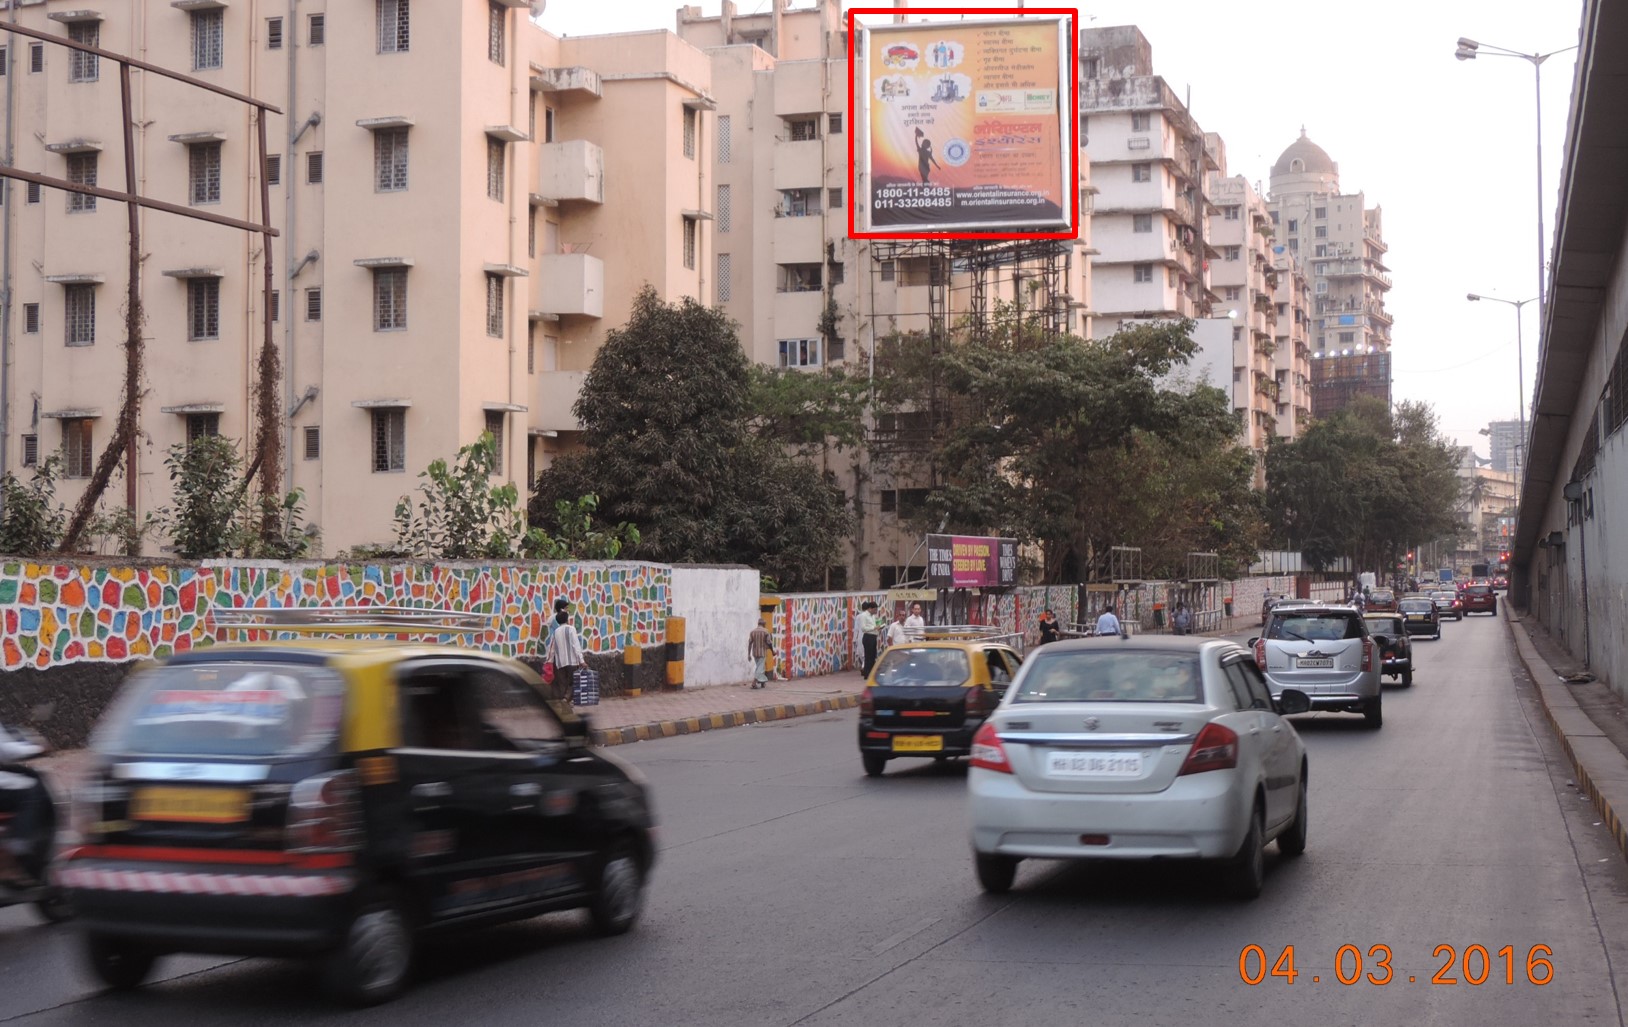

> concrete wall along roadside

[{"left": 668, "top": 566, "right": 763, "bottom": 688}]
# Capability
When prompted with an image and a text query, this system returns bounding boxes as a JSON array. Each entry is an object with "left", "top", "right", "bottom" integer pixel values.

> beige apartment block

[
  {"left": 0, "top": 0, "right": 716, "bottom": 553},
  {"left": 1206, "top": 171, "right": 1280, "bottom": 474},
  {"left": 1270, "top": 256, "right": 1314, "bottom": 439},
  {"left": 1266, "top": 130, "right": 1393, "bottom": 418},
  {"left": 1078, "top": 26, "right": 1219, "bottom": 338}
]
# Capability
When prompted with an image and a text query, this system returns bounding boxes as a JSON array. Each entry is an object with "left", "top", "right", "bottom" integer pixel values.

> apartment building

[
  {"left": 1206, "top": 170, "right": 1279, "bottom": 473},
  {"left": 679, "top": 0, "right": 1094, "bottom": 588},
  {"left": 0, "top": 0, "right": 715, "bottom": 552},
  {"left": 1270, "top": 255, "right": 1314, "bottom": 439},
  {"left": 1078, "top": 26, "right": 1219, "bottom": 338},
  {"left": 1485, "top": 418, "right": 1524, "bottom": 478},
  {"left": 1266, "top": 130, "right": 1394, "bottom": 417}
]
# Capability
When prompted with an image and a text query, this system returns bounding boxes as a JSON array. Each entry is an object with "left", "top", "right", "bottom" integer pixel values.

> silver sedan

[{"left": 967, "top": 636, "right": 1311, "bottom": 900}]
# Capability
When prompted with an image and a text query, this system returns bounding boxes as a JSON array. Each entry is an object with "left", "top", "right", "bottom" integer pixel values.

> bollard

[
  {"left": 624, "top": 646, "right": 643, "bottom": 697},
  {"left": 665, "top": 616, "right": 685, "bottom": 690}
]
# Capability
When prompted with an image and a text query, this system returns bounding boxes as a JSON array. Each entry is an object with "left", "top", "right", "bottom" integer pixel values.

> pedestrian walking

[
  {"left": 856, "top": 601, "right": 880, "bottom": 678},
  {"left": 884, "top": 608, "right": 910, "bottom": 649},
  {"left": 1094, "top": 604, "right": 1122, "bottom": 638},
  {"left": 905, "top": 602, "right": 927, "bottom": 642},
  {"left": 545, "top": 607, "right": 585, "bottom": 699},
  {"left": 1037, "top": 609, "right": 1061, "bottom": 646},
  {"left": 747, "top": 618, "right": 773, "bottom": 689},
  {"left": 1172, "top": 602, "right": 1194, "bottom": 636}
]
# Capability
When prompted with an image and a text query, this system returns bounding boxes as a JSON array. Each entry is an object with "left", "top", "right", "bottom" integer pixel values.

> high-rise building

[
  {"left": 1206, "top": 169, "right": 1279, "bottom": 476},
  {"left": 1266, "top": 129, "right": 1393, "bottom": 418},
  {"left": 1486, "top": 418, "right": 1525, "bottom": 476}
]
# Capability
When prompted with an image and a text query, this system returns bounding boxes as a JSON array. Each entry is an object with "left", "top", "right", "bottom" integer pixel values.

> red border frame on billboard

[{"left": 847, "top": 6, "right": 1079, "bottom": 242}]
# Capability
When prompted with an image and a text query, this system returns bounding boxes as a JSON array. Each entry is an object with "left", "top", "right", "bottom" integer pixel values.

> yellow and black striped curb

[
  {"left": 589, "top": 693, "right": 862, "bottom": 747},
  {"left": 1509, "top": 616, "right": 1628, "bottom": 862}
]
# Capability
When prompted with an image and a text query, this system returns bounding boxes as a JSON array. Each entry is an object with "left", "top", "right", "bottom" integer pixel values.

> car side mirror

[{"left": 1277, "top": 689, "right": 1312, "bottom": 715}]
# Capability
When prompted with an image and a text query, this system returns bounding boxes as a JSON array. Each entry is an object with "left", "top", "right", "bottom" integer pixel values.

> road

[{"left": 3, "top": 613, "right": 1626, "bottom": 1026}]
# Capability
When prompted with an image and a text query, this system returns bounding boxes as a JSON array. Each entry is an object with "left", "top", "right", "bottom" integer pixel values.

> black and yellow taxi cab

[
  {"left": 857, "top": 629, "right": 1023, "bottom": 777},
  {"left": 58, "top": 608, "right": 655, "bottom": 1005}
]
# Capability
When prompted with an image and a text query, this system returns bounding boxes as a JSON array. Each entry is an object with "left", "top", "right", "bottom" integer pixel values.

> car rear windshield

[
  {"left": 1371, "top": 590, "right": 1394, "bottom": 601},
  {"left": 93, "top": 661, "right": 346, "bottom": 758},
  {"left": 873, "top": 648, "right": 970, "bottom": 687},
  {"left": 1398, "top": 600, "right": 1434, "bottom": 613},
  {"left": 1012, "top": 651, "right": 1203, "bottom": 704},
  {"left": 1267, "top": 613, "right": 1364, "bottom": 641},
  {"left": 1465, "top": 584, "right": 1492, "bottom": 595},
  {"left": 1366, "top": 617, "right": 1404, "bottom": 633}
]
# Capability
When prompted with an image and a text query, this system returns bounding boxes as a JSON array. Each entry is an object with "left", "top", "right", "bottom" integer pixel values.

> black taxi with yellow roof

[{"left": 59, "top": 607, "right": 655, "bottom": 1005}]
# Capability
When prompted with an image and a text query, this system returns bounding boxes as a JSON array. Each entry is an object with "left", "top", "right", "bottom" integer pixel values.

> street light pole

[{"left": 1467, "top": 292, "right": 1535, "bottom": 486}]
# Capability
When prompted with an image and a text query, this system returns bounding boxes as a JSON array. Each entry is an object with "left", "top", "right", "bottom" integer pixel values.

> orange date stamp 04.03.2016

[{"left": 1238, "top": 944, "right": 1555, "bottom": 987}]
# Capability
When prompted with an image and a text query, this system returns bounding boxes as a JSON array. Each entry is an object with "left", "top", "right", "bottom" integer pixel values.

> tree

[
  {"left": 529, "top": 287, "right": 850, "bottom": 589},
  {"left": 0, "top": 458, "right": 67, "bottom": 556},
  {"left": 393, "top": 433, "right": 525, "bottom": 560},
  {"left": 166, "top": 435, "right": 247, "bottom": 560}
]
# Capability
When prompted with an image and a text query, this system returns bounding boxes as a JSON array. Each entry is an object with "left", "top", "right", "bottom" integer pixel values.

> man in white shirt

[
  {"left": 1094, "top": 604, "right": 1122, "bottom": 637},
  {"left": 884, "top": 609, "right": 911, "bottom": 649},
  {"left": 855, "top": 602, "right": 880, "bottom": 677},
  {"left": 904, "top": 603, "right": 927, "bottom": 642}
]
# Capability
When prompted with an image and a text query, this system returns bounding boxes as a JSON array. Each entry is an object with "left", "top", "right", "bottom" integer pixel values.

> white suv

[{"left": 1250, "top": 604, "right": 1388, "bottom": 729}]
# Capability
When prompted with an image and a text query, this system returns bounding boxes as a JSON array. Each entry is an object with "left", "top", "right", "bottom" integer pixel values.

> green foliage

[
  {"left": 393, "top": 433, "right": 525, "bottom": 560},
  {"left": 521, "top": 494, "right": 640, "bottom": 561},
  {"left": 89, "top": 504, "right": 165, "bottom": 558},
  {"left": 244, "top": 489, "right": 320, "bottom": 561},
  {"left": 166, "top": 435, "right": 248, "bottom": 560},
  {"left": 748, "top": 363, "right": 870, "bottom": 455},
  {"left": 0, "top": 457, "right": 66, "bottom": 555},
  {"left": 530, "top": 287, "right": 850, "bottom": 589}
]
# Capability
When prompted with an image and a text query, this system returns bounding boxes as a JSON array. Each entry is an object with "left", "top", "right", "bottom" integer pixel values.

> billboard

[
  {"left": 852, "top": 12, "right": 1076, "bottom": 238},
  {"left": 926, "top": 534, "right": 1019, "bottom": 588}
]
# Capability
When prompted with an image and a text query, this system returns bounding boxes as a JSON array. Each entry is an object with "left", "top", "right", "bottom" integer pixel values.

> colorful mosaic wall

[
  {"left": 772, "top": 592, "right": 889, "bottom": 679},
  {"left": 0, "top": 561, "right": 671, "bottom": 672}
]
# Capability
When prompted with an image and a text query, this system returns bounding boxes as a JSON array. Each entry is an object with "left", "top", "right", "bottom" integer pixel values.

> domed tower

[{"left": 1269, "top": 127, "right": 1339, "bottom": 198}]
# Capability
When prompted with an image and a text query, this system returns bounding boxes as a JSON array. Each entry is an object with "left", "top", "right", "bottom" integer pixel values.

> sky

[{"left": 533, "top": 0, "right": 1584, "bottom": 460}]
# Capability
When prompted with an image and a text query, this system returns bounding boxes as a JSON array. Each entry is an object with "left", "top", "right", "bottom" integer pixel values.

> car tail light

[
  {"left": 1361, "top": 640, "right": 1373, "bottom": 673},
  {"left": 285, "top": 770, "right": 363, "bottom": 854},
  {"left": 964, "top": 687, "right": 987, "bottom": 718},
  {"left": 1253, "top": 637, "right": 1267, "bottom": 670},
  {"left": 1177, "top": 722, "right": 1238, "bottom": 776},
  {"left": 859, "top": 687, "right": 874, "bottom": 717},
  {"left": 970, "top": 721, "right": 1011, "bottom": 773}
]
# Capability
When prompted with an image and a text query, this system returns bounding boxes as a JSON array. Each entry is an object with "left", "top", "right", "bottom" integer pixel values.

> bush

[{"left": 0, "top": 457, "right": 66, "bottom": 555}]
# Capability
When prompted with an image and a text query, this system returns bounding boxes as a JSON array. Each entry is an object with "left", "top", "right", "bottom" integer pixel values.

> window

[
  {"left": 267, "top": 17, "right": 283, "bottom": 50},
  {"left": 1225, "top": 286, "right": 1241, "bottom": 301},
  {"left": 22, "top": 434, "right": 38, "bottom": 468},
  {"left": 486, "top": 138, "right": 505, "bottom": 199},
  {"left": 716, "top": 252, "right": 731, "bottom": 302},
  {"left": 303, "top": 425, "right": 321, "bottom": 460},
  {"left": 526, "top": 324, "right": 536, "bottom": 373},
  {"left": 185, "top": 413, "right": 221, "bottom": 449},
  {"left": 1314, "top": 225, "right": 1327, "bottom": 238},
  {"left": 29, "top": 43, "right": 43, "bottom": 74},
  {"left": 777, "top": 263, "right": 821, "bottom": 293},
  {"left": 187, "top": 278, "right": 220, "bottom": 340},
  {"left": 373, "top": 268, "right": 407, "bottom": 330},
  {"left": 716, "top": 184, "right": 731, "bottom": 233},
  {"left": 528, "top": 92, "right": 536, "bottom": 139},
  {"left": 64, "top": 284, "right": 95, "bottom": 347},
  {"left": 265, "top": 153, "right": 281, "bottom": 185},
  {"left": 1288, "top": 238, "right": 1299, "bottom": 252},
  {"left": 309, "top": 14, "right": 325, "bottom": 45},
  {"left": 827, "top": 260, "right": 844, "bottom": 285},
  {"left": 307, "top": 151, "right": 324, "bottom": 184},
  {"left": 1130, "top": 112, "right": 1151, "bottom": 131},
  {"left": 1224, "top": 245, "right": 1241, "bottom": 261},
  {"left": 485, "top": 274, "right": 504, "bottom": 337},
  {"left": 528, "top": 210, "right": 536, "bottom": 257},
  {"left": 371, "top": 409, "right": 405, "bottom": 472},
  {"left": 270, "top": 289, "right": 280, "bottom": 321},
  {"left": 1232, "top": 366, "right": 1243, "bottom": 383},
  {"left": 778, "top": 338, "right": 821, "bottom": 368},
  {"left": 1132, "top": 213, "right": 1152, "bottom": 233},
  {"left": 66, "top": 153, "right": 97, "bottom": 212},
  {"left": 487, "top": 1, "right": 506, "bottom": 65},
  {"left": 1314, "top": 244, "right": 1327, "bottom": 257},
  {"left": 484, "top": 411, "right": 505, "bottom": 466},
  {"left": 1168, "top": 268, "right": 1178, "bottom": 287},
  {"left": 880, "top": 260, "right": 895, "bottom": 282},
  {"left": 1287, "top": 219, "right": 1297, "bottom": 232},
  {"left": 542, "top": 334, "right": 558, "bottom": 372},
  {"left": 543, "top": 106, "right": 555, "bottom": 143},
  {"left": 1315, "top": 280, "right": 1328, "bottom": 295},
  {"left": 1133, "top": 263, "right": 1153, "bottom": 283},
  {"left": 1338, "top": 331, "right": 1355, "bottom": 344},
  {"left": 778, "top": 187, "right": 821, "bottom": 217},
  {"left": 68, "top": 21, "right": 98, "bottom": 82},
  {"left": 1232, "top": 326, "right": 1243, "bottom": 342},
  {"left": 1314, "top": 206, "right": 1327, "bottom": 219},
  {"left": 23, "top": 303, "right": 39, "bottom": 333},
  {"left": 829, "top": 187, "right": 843, "bottom": 209},
  {"left": 0, "top": 45, "right": 6, "bottom": 77},
  {"left": 828, "top": 113, "right": 843, "bottom": 135},
  {"left": 682, "top": 216, "right": 697, "bottom": 270},
  {"left": 787, "top": 117, "right": 818, "bottom": 141},
  {"left": 527, "top": 437, "right": 536, "bottom": 486},
  {"left": 1131, "top": 163, "right": 1151, "bottom": 183},
  {"left": 1083, "top": 57, "right": 1099, "bottom": 79},
  {"left": 63, "top": 419, "right": 94, "bottom": 478},
  {"left": 682, "top": 106, "right": 696, "bottom": 159},
  {"left": 305, "top": 287, "right": 322, "bottom": 321},
  {"left": 378, "top": 0, "right": 410, "bottom": 53},
  {"left": 374, "top": 128, "right": 408, "bottom": 191},
  {"left": 192, "top": 9, "right": 224, "bottom": 71},
  {"left": 26, "top": 182, "right": 40, "bottom": 204},
  {"left": 717, "top": 115, "right": 731, "bottom": 163},
  {"left": 189, "top": 142, "right": 222, "bottom": 205},
  {"left": 1223, "top": 205, "right": 1240, "bottom": 221}
]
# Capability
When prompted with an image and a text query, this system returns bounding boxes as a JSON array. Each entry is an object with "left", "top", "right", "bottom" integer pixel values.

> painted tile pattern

[
  {"left": 0, "top": 561, "right": 670, "bottom": 671},
  {"left": 773, "top": 592, "right": 890, "bottom": 679}
]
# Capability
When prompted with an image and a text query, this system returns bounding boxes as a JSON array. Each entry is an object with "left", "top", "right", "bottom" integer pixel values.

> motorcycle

[{"left": 0, "top": 721, "right": 72, "bottom": 924}]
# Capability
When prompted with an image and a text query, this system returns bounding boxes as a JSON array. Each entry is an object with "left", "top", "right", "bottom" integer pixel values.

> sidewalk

[{"left": 1507, "top": 609, "right": 1628, "bottom": 863}]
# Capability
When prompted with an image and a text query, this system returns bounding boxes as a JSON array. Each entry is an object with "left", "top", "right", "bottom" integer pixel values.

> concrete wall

[{"left": 669, "top": 565, "right": 762, "bottom": 687}]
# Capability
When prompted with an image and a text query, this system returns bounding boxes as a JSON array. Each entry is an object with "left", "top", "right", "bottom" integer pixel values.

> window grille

[
  {"left": 485, "top": 275, "right": 504, "bottom": 337},
  {"left": 309, "top": 14, "right": 325, "bottom": 45},
  {"left": 303, "top": 425, "right": 321, "bottom": 460},
  {"left": 63, "top": 419, "right": 94, "bottom": 478},
  {"left": 683, "top": 108, "right": 696, "bottom": 158},
  {"left": 716, "top": 253, "right": 731, "bottom": 302},
  {"left": 829, "top": 188, "right": 843, "bottom": 209},
  {"left": 68, "top": 21, "right": 98, "bottom": 81},
  {"left": 192, "top": 9, "right": 224, "bottom": 71},
  {"left": 485, "top": 411, "right": 505, "bottom": 465},
  {"left": 378, "top": 0, "right": 410, "bottom": 53},
  {"left": 682, "top": 217, "right": 696, "bottom": 270},
  {"left": 527, "top": 325, "right": 535, "bottom": 373},
  {"left": 188, "top": 278, "right": 220, "bottom": 340},
  {"left": 190, "top": 142, "right": 222, "bottom": 205},
  {"left": 29, "top": 43, "right": 43, "bottom": 74},
  {"left": 372, "top": 409, "right": 405, "bottom": 472},
  {"left": 487, "top": 1, "right": 506, "bottom": 65},
  {"left": 185, "top": 413, "right": 220, "bottom": 447},
  {"left": 716, "top": 185, "right": 731, "bottom": 232},
  {"left": 305, "top": 287, "right": 323, "bottom": 321},
  {"left": 270, "top": 289, "right": 280, "bottom": 321},
  {"left": 23, "top": 303, "right": 39, "bottom": 333},
  {"left": 267, "top": 17, "right": 283, "bottom": 50},
  {"left": 21, "top": 434, "right": 38, "bottom": 468},
  {"left": 374, "top": 268, "right": 407, "bottom": 330},
  {"left": 265, "top": 153, "right": 281, "bottom": 185},
  {"left": 375, "top": 128, "right": 408, "bottom": 191},
  {"left": 307, "top": 151, "right": 324, "bottom": 184},
  {"left": 26, "top": 182, "right": 40, "bottom": 203},
  {"left": 717, "top": 115, "right": 731, "bottom": 163},
  {"left": 486, "top": 138, "right": 505, "bottom": 199},
  {"left": 66, "top": 153, "right": 97, "bottom": 212},
  {"left": 64, "top": 284, "right": 95, "bottom": 347},
  {"left": 828, "top": 113, "right": 843, "bottom": 134}
]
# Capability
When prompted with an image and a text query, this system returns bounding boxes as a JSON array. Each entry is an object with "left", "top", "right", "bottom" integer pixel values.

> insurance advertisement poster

[{"left": 857, "top": 15, "right": 1073, "bottom": 235}]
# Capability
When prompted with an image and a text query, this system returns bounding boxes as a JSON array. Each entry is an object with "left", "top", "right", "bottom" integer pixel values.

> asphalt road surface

[{"left": 3, "top": 613, "right": 1627, "bottom": 1026}]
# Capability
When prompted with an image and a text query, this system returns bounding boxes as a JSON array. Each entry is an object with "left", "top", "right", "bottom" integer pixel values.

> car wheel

[
  {"left": 1401, "top": 668, "right": 1413, "bottom": 688},
  {"left": 974, "top": 851, "right": 1019, "bottom": 894},
  {"left": 322, "top": 888, "right": 414, "bottom": 1006},
  {"left": 33, "top": 885, "right": 73, "bottom": 924},
  {"left": 85, "top": 934, "right": 157, "bottom": 991},
  {"left": 862, "top": 752, "right": 888, "bottom": 778},
  {"left": 1277, "top": 773, "right": 1308, "bottom": 857},
  {"left": 589, "top": 840, "right": 646, "bottom": 937},
  {"left": 1363, "top": 694, "right": 1383, "bottom": 729},
  {"left": 1223, "top": 803, "right": 1266, "bottom": 900}
]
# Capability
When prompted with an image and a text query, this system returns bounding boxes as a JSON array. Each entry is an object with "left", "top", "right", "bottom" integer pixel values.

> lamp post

[
  {"left": 1454, "top": 38, "right": 1578, "bottom": 346},
  {"left": 1467, "top": 292, "right": 1535, "bottom": 486}
]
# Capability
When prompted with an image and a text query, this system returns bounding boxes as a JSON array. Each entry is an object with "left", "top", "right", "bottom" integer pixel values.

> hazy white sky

[{"left": 535, "top": 0, "right": 1583, "bottom": 459}]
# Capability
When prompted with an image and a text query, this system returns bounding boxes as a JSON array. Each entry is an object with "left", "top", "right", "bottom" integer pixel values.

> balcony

[
  {"left": 773, "top": 139, "right": 824, "bottom": 191},
  {"left": 534, "top": 253, "right": 604, "bottom": 318},
  {"left": 536, "top": 140, "right": 604, "bottom": 205},
  {"left": 532, "top": 370, "right": 587, "bottom": 433},
  {"left": 530, "top": 65, "right": 603, "bottom": 100},
  {"left": 772, "top": 214, "right": 825, "bottom": 264}
]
